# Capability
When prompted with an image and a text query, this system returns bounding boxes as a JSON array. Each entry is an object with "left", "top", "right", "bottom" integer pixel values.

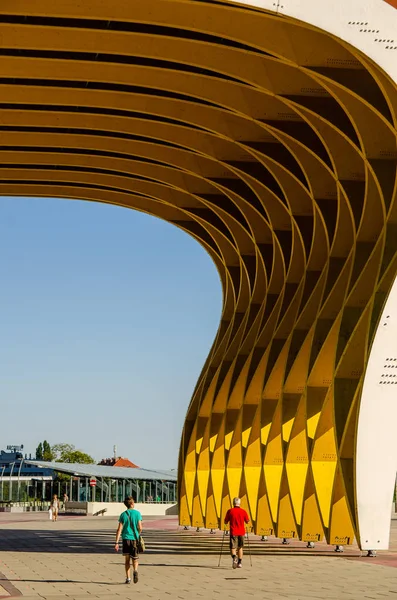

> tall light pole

[
  {"left": 0, "top": 466, "right": 5, "bottom": 501},
  {"left": 17, "top": 459, "right": 24, "bottom": 503},
  {"left": 9, "top": 462, "right": 15, "bottom": 502}
]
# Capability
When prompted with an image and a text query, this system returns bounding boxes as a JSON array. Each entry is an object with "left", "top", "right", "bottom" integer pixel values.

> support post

[
  {"left": 17, "top": 459, "right": 23, "bottom": 502},
  {"left": 0, "top": 466, "right": 4, "bottom": 501},
  {"left": 9, "top": 462, "right": 15, "bottom": 501}
]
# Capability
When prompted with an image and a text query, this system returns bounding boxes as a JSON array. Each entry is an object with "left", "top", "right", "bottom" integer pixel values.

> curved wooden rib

[{"left": 1, "top": 0, "right": 397, "bottom": 549}]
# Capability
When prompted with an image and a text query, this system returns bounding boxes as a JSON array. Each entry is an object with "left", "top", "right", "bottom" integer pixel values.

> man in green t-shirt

[{"left": 114, "top": 496, "right": 143, "bottom": 584}]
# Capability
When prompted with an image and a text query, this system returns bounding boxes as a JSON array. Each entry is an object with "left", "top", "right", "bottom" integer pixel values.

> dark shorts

[
  {"left": 229, "top": 535, "right": 244, "bottom": 550},
  {"left": 122, "top": 539, "right": 138, "bottom": 558}
]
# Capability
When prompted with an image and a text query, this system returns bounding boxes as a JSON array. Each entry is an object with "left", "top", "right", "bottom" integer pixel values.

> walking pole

[
  {"left": 246, "top": 527, "right": 253, "bottom": 567},
  {"left": 218, "top": 530, "right": 226, "bottom": 567}
]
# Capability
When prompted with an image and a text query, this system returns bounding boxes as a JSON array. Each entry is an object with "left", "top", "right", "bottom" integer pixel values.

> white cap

[{"left": 233, "top": 497, "right": 241, "bottom": 506}]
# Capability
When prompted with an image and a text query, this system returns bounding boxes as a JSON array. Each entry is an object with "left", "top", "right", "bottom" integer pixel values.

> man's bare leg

[
  {"left": 124, "top": 556, "right": 131, "bottom": 581},
  {"left": 231, "top": 546, "right": 237, "bottom": 569},
  {"left": 237, "top": 547, "right": 243, "bottom": 567},
  {"left": 132, "top": 557, "right": 139, "bottom": 583}
]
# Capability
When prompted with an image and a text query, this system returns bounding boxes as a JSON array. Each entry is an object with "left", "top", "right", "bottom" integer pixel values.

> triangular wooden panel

[
  {"left": 311, "top": 390, "right": 338, "bottom": 528},
  {"left": 286, "top": 395, "right": 309, "bottom": 525},
  {"left": 264, "top": 403, "right": 284, "bottom": 521},
  {"left": 205, "top": 480, "right": 219, "bottom": 530},
  {"left": 192, "top": 488, "right": 205, "bottom": 529},
  {"left": 244, "top": 347, "right": 271, "bottom": 405},
  {"left": 263, "top": 338, "right": 291, "bottom": 399},
  {"left": 301, "top": 467, "right": 325, "bottom": 542},
  {"left": 329, "top": 466, "right": 355, "bottom": 546},
  {"left": 211, "top": 417, "right": 226, "bottom": 518},
  {"left": 256, "top": 470, "right": 274, "bottom": 536},
  {"left": 244, "top": 403, "right": 262, "bottom": 520},
  {"left": 197, "top": 420, "right": 211, "bottom": 516},
  {"left": 226, "top": 408, "right": 243, "bottom": 499},
  {"left": 277, "top": 473, "right": 298, "bottom": 539},
  {"left": 284, "top": 327, "right": 315, "bottom": 394},
  {"left": 308, "top": 315, "right": 342, "bottom": 388}
]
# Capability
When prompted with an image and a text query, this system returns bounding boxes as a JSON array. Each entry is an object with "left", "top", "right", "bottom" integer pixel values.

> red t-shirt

[{"left": 224, "top": 507, "right": 249, "bottom": 536}]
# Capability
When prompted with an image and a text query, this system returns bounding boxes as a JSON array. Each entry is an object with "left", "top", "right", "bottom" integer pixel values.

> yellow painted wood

[
  {"left": 277, "top": 475, "right": 298, "bottom": 539},
  {"left": 301, "top": 469, "right": 325, "bottom": 542},
  {"left": 1, "top": 0, "right": 397, "bottom": 547},
  {"left": 244, "top": 404, "right": 262, "bottom": 520},
  {"left": 205, "top": 490, "right": 219, "bottom": 530},
  {"left": 192, "top": 491, "right": 205, "bottom": 529},
  {"left": 256, "top": 472, "right": 274, "bottom": 535},
  {"left": 311, "top": 392, "right": 338, "bottom": 530},
  {"left": 264, "top": 404, "right": 283, "bottom": 521},
  {"left": 329, "top": 467, "right": 355, "bottom": 546},
  {"left": 286, "top": 396, "right": 309, "bottom": 525}
]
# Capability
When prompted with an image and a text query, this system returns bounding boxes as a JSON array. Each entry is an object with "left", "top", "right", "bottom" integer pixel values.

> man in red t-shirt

[{"left": 224, "top": 497, "right": 250, "bottom": 569}]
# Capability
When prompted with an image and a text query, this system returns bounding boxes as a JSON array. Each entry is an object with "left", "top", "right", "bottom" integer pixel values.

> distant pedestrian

[
  {"left": 63, "top": 493, "right": 68, "bottom": 512},
  {"left": 224, "top": 497, "right": 249, "bottom": 569},
  {"left": 50, "top": 494, "right": 60, "bottom": 522},
  {"left": 114, "top": 496, "right": 142, "bottom": 584}
]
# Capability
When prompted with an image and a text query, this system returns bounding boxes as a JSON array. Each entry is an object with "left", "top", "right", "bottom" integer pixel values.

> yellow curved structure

[{"left": 2, "top": 0, "right": 397, "bottom": 550}]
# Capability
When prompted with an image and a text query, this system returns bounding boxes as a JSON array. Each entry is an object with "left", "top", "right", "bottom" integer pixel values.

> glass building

[{"left": 27, "top": 460, "right": 177, "bottom": 504}]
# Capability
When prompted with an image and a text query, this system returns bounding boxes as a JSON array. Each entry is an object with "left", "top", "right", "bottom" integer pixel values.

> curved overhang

[
  {"left": 1, "top": 0, "right": 397, "bottom": 550},
  {"left": 25, "top": 461, "right": 177, "bottom": 482}
]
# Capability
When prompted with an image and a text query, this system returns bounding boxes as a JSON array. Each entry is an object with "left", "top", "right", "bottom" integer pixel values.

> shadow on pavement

[{"left": 0, "top": 528, "right": 361, "bottom": 557}]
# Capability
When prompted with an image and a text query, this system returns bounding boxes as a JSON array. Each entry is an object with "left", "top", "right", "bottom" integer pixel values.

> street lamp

[
  {"left": 0, "top": 466, "right": 5, "bottom": 501},
  {"left": 9, "top": 462, "right": 15, "bottom": 502},
  {"left": 17, "top": 459, "right": 24, "bottom": 503}
]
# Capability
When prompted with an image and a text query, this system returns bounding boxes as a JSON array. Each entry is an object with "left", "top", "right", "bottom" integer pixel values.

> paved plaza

[{"left": 1, "top": 513, "right": 397, "bottom": 600}]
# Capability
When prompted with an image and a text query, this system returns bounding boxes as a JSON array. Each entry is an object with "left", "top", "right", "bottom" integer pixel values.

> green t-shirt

[{"left": 118, "top": 508, "right": 142, "bottom": 540}]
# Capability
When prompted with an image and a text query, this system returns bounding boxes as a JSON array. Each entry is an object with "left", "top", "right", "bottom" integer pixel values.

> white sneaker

[{"left": 232, "top": 557, "right": 238, "bottom": 569}]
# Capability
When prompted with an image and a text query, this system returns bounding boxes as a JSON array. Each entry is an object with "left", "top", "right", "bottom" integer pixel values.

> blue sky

[{"left": 0, "top": 196, "right": 222, "bottom": 469}]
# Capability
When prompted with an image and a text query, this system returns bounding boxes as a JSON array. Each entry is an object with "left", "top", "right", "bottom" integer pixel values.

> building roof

[
  {"left": 98, "top": 457, "right": 139, "bottom": 468},
  {"left": 25, "top": 460, "right": 177, "bottom": 481},
  {"left": 114, "top": 458, "right": 139, "bottom": 468}
]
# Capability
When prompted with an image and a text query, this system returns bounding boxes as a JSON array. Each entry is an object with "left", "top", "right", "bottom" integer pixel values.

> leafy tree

[
  {"left": 35, "top": 442, "right": 43, "bottom": 460},
  {"left": 52, "top": 443, "right": 74, "bottom": 460},
  {"left": 35, "top": 440, "right": 53, "bottom": 461},
  {"left": 52, "top": 443, "right": 94, "bottom": 464},
  {"left": 43, "top": 440, "right": 53, "bottom": 461},
  {"left": 69, "top": 450, "right": 94, "bottom": 464}
]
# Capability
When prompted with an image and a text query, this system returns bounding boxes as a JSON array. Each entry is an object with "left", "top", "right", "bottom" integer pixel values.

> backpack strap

[{"left": 126, "top": 510, "right": 140, "bottom": 541}]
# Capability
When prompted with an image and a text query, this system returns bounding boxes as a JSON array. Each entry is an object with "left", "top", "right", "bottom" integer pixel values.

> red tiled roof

[
  {"left": 114, "top": 457, "right": 139, "bottom": 468},
  {"left": 98, "top": 457, "right": 139, "bottom": 468}
]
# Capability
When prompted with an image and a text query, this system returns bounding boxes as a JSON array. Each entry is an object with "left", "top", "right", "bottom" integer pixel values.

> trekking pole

[
  {"left": 218, "top": 530, "right": 226, "bottom": 567},
  {"left": 246, "top": 527, "right": 253, "bottom": 567}
]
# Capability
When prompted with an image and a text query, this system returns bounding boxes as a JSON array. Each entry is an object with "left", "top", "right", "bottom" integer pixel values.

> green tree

[
  {"left": 42, "top": 440, "right": 53, "bottom": 461},
  {"left": 35, "top": 442, "right": 43, "bottom": 460},
  {"left": 35, "top": 440, "right": 53, "bottom": 461},
  {"left": 52, "top": 443, "right": 94, "bottom": 464}
]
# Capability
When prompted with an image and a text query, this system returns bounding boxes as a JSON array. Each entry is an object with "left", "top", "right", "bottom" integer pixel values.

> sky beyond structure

[{"left": 0, "top": 196, "right": 222, "bottom": 469}]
